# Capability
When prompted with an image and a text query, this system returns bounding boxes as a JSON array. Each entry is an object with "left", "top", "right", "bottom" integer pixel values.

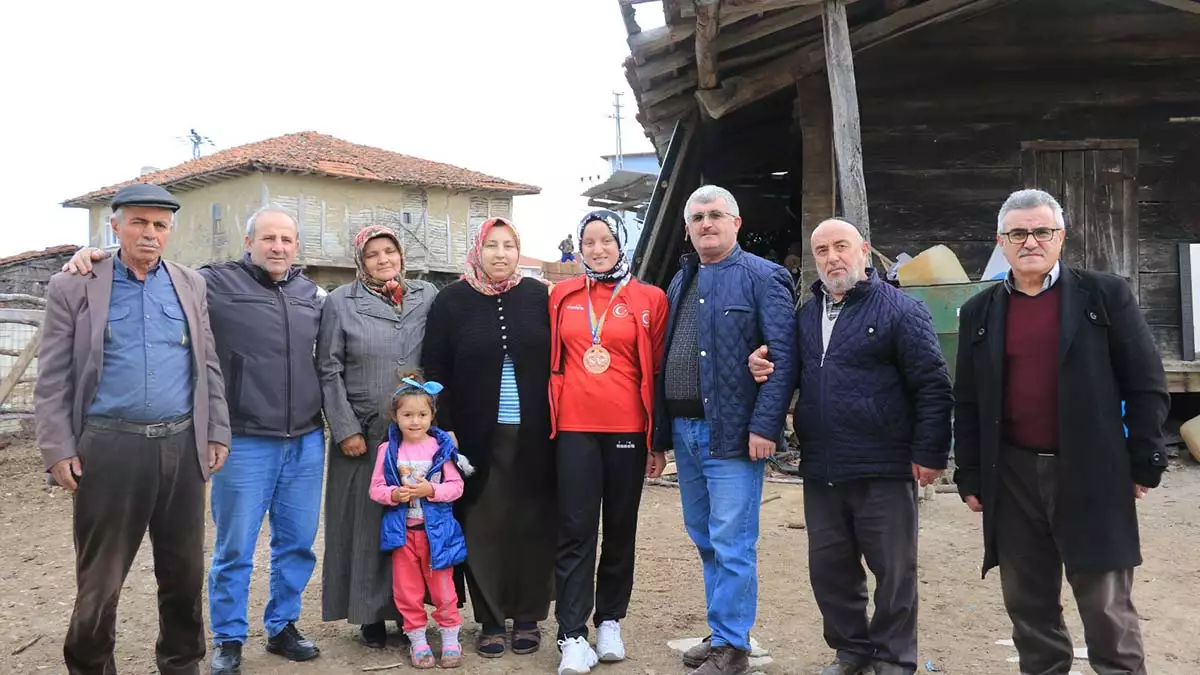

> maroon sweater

[{"left": 1003, "top": 285, "right": 1061, "bottom": 452}]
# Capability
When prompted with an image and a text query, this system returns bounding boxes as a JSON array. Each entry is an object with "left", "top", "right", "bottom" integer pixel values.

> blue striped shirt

[{"left": 497, "top": 355, "right": 521, "bottom": 424}]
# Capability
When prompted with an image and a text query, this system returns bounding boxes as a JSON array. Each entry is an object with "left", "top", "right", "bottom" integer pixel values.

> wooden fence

[{"left": 0, "top": 294, "right": 44, "bottom": 435}]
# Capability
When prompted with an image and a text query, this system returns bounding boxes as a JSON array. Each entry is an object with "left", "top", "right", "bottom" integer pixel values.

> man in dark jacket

[
  {"left": 750, "top": 219, "right": 952, "bottom": 675},
  {"left": 64, "top": 206, "right": 326, "bottom": 673},
  {"left": 953, "top": 189, "right": 1168, "bottom": 675},
  {"left": 654, "top": 185, "right": 797, "bottom": 675}
]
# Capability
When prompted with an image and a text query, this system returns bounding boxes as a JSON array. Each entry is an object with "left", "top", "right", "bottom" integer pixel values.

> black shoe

[
  {"left": 265, "top": 623, "right": 320, "bottom": 662},
  {"left": 360, "top": 621, "right": 387, "bottom": 649},
  {"left": 210, "top": 642, "right": 242, "bottom": 675}
]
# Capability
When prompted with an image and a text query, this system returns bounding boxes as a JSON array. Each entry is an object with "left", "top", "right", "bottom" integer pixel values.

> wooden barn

[{"left": 621, "top": 0, "right": 1200, "bottom": 389}]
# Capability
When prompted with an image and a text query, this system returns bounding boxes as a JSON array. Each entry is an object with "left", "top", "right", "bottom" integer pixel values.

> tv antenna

[
  {"left": 178, "top": 128, "right": 215, "bottom": 159},
  {"left": 608, "top": 92, "right": 624, "bottom": 169}
]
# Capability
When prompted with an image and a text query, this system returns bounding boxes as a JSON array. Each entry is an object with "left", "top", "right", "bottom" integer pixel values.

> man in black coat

[{"left": 954, "top": 188, "right": 1169, "bottom": 675}]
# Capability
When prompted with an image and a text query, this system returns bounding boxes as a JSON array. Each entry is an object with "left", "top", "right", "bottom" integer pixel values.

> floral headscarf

[
  {"left": 577, "top": 209, "right": 630, "bottom": 283},
  {"left": 462, "top": 217, "right": 524, "bottom": 295},
  {"left": 353, "top": 225, "right": 407, "bottom": 309}
]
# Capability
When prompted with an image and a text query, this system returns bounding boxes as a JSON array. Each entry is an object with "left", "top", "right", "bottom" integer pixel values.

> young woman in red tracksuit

[{"left": 548, "top": 210, "right": 668, "bottom": 675}]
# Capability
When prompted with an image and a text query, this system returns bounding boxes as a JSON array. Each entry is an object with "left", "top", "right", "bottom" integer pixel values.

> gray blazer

[
  {"left": 34, "top": 256, "right": 232, "bottom": 479},
  {"left": 317, "top": 279, "right": 437, "bottom": 445}
]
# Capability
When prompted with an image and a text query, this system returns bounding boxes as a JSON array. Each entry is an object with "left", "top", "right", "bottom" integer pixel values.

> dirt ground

[{"left": 2, "top": 442, "right": 1198, "bottom": 675}]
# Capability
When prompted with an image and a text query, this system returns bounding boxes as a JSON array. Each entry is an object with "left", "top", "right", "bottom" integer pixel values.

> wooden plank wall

[{"left": 847, "top": 0, "right": 1200, "bottom": 358}]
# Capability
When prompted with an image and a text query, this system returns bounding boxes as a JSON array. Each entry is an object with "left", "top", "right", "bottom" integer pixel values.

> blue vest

[{"left": 379, "top": 425, "right": 470, "bottom": 570}]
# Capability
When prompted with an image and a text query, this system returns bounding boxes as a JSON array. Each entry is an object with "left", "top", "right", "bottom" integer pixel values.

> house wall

[
  {"left": 88, "top": 173, "right": 515, "bottom": 275},
  {"left": 847, "top": 0, "right": 1200, "bottom": 358}
]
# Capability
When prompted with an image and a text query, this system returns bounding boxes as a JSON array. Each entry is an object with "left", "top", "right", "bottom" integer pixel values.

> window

[{"left": 99, "top": 209, "right": 118, "bottom": 248}]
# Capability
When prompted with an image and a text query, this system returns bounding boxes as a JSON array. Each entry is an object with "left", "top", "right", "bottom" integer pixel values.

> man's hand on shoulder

[{"left": 62, "top": 247, "right": 107, "bottom": 275}]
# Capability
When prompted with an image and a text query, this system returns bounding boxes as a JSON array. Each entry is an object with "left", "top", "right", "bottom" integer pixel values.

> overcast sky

[{"left": 0, "top": 1, "right": 666, "bottom": 262}]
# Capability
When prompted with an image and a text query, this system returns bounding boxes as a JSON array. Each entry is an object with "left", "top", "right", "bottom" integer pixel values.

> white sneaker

[
  {"left": 595, "top": 620, "right": 626, "bottom": 662},
  {"left": 557, "top": 636, "right": 599, "bottom": 675}
]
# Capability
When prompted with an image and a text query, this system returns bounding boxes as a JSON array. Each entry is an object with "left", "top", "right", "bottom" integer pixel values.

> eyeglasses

[
  {"left": 1001, "top": 227, "right": 1062, "bottom": 244},
  {"left": 687, "top": 210, "right": 733, "bottom": 224}
]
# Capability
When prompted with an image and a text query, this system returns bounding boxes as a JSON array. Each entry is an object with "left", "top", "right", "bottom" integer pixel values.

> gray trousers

[
  {"left": 996, "top": 449, "right": 1147, "bottom": 675},
  {"left": 805, "top": 478, "right": 919, "bottom": 673}
]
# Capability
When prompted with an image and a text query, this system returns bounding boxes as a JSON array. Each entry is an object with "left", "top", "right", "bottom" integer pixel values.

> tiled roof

[
  {"left": 519, "top": 255, "right": 547, "bottom": 267},
  {"left": 0, "top": 244, "right": 80, "bottom": 267},
  {"left": 63, "top": 131, "right": 541, "bottom": 208}
]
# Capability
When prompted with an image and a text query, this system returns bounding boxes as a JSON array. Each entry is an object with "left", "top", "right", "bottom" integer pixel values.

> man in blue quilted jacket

[
  {"left": 750, "top": 219, "right": 952, "bottom": 675},
  {"left": 653, "top": 185, "right": 798, "bottom": 675}
]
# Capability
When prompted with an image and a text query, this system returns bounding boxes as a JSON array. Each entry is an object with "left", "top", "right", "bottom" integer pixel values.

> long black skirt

[{"left": 454, "top": 423, "right": 556, "bottom": 626}]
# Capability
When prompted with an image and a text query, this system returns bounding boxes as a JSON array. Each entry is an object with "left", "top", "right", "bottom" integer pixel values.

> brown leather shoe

[
  {"left": 682, "top": 636, "right": 712, "bottom": 668},
  {"left": 687, "top": 645, "right": 750, "bottom": 675}
]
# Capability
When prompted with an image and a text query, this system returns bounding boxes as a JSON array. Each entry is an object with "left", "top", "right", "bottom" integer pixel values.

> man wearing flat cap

[{"left": 35, "top": 183, "right": 231, "bottom": 675}]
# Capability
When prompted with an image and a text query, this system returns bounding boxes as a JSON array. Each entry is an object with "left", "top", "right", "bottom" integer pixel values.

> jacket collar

[
  {"left": 239, "top": 252, "right": 301, "bottom": 286},
  {"left": 809, "top": 267, "right": 880, "bottom": 304},
  {"left": 679, "top": 244, "right": 744, "bottom": 272},
  {"left": 1003, "top": 261, "right": 1061, "bottom": 296}
]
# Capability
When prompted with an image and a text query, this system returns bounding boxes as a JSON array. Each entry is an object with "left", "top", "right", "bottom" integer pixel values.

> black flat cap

[{"left": 110, "top": 183, "right": 180, "bottom": 212}]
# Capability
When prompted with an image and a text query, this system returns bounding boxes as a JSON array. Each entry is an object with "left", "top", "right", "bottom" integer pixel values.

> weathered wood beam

[
  {"left": 682, "top": 0, "right": 823, "bottom": 19},
  {"left": 695, "top": 0, "right": 1017, "bottom": 119},
  {"left": 883, "top": 0, "right": 911, "bottom": 10},
  {"left": 628, "top": 23, "right": 696, "bottom": 64},
  {"left": 619, "top": 0, "right": 642, "bottom": 35},
  {"left": 619, "top": 0, "right": 660, "bottom": 5},
  {"left": 634, "top": 4, "right": 823, "bottom": 82},
  {"left": 1144, "top": 0, "right": 1200, "bottom": 13},
  {"left": 720, "top": 34, "right": 818, "bottom": 72},
  {"left": 695, "top": 0, "right": 722, "bottom": 89},
  {"left": 796, "top": 75, "right": 834, "bottom": 292},
  {"left": 822, "top": 0, "right": 869, "bottom": 236}
]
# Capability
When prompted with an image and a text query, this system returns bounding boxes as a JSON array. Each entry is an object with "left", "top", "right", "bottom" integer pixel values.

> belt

[{"left": 85, "top": 413, "right": 193, "bottom": 438}]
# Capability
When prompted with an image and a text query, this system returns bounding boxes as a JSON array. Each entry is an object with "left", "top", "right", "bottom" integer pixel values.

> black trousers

[
  {"left": 996, "top": 448, "right": 1146, "bottom": 675},
  {"left": 554, "top": 431, "right": 647, "bottom": 640},
  {"left": 65, "top": 422, "right": 206, "bottom": 675},
  {"left": 804, "top": 478, "right": 919, "bottom": 673}
]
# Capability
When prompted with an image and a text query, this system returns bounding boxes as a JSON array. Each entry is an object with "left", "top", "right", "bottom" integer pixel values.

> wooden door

[{"left": 1020, "top": 140, "right": 1139, "bottom": 293}]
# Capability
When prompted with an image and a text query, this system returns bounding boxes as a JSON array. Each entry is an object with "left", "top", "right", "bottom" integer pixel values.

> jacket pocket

[
  {"left": 228, "top": 352, "right": 244, "bottom": 413},
  {"left": 722, "top": 304, "right": 756, "bottom": 344}
]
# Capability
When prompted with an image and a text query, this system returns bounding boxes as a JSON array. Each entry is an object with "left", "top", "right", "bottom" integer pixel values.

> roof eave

[{"left": 62, "top": 165, "right": 541, "bottom": 208}]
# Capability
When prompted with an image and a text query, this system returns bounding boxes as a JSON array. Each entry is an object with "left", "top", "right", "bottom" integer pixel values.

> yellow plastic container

[{"left": 897, "top": 244, "right": 971, "bottom": 287}]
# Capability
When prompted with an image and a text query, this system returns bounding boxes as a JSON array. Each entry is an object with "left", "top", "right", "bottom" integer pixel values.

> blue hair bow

[{"left": 395, "top": 377, "right": 444, "bottom": 396}]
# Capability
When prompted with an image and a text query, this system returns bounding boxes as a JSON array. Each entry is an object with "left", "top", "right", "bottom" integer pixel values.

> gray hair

[
  {"left": 997, "top": 189, "right": 1065, "bottom": 233},
  {"left": 111, "top": 206, "right": 174, "bottom": 227},
  {"left": 683, "top": 185, "right": 740, "bottom": 222},
  {"left": 246, "top": 205, "right": 298, "bottom": 237}
]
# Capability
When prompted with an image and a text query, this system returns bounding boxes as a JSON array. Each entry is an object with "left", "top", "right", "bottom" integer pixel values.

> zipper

[{"left": 278, "top": 286, "right": 292, "bottom": 437}]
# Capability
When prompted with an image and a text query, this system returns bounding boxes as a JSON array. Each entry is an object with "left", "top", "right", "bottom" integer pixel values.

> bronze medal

[{"left": 583, "top": 344, "right": 612, "bottom": 374}]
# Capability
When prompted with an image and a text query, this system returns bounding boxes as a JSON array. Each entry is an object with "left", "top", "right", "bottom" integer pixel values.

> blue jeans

[
  {"left": 671, "top": 418, "right": 765, "bottom": 651},
  {"left": 208, "top": 429, "right": 325, "bottom": 644}
]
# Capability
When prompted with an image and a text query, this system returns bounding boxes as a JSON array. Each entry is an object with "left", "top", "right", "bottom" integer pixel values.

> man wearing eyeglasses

[
  {"left": 953, "top": 188, "right": 1169, "bottom": 675},
  {"left": 653, "top": 184, "right": 797, "bottom": 675}
]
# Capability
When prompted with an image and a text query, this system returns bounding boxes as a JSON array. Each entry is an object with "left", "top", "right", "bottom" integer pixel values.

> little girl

[{"left": 369, "top": 373, "right": 474, "bottom": 669}]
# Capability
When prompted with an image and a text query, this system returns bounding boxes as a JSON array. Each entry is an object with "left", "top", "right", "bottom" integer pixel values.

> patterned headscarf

[
  {"left": 577, "top": 209, "right": 630, "bottom": 283},
  {"left": 353, "top": 225, "right": 407, "bottom": 309},
  {"left": 462, "top": 217, "right": 524, "bottom": 295}
]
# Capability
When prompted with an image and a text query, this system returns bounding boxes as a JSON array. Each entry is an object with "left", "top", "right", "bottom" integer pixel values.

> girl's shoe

[
  {"left": 411, "top": 645, "right": 436, "bottom": 669},
  {"left": 439, "top": 645, "right": 463, "bottom": 669}
]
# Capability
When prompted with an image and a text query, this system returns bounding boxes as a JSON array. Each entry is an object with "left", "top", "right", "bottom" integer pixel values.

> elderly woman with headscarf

[
  {"left": 421, "top": 217, "right": 556, "bottom": 659},
  {"left": 317, "top": 225, "right": 439, "bottom": 648},
  {"left": 547, "top": 210, "right": 668, "bottom": 673}
]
